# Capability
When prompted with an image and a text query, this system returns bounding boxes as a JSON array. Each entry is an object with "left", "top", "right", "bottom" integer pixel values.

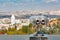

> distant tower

[{"left": 11, "top": 14, "right": 15, "bottom": 25}]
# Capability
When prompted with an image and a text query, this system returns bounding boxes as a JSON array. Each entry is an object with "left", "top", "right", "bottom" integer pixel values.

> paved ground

[{"left": 0, "top": 35, "right": 60, "bottom": 40}]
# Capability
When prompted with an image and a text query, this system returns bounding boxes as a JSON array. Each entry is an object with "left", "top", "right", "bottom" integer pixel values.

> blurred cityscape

[{"left": 0, "top": 10, "right": 60, "bottom": 35}]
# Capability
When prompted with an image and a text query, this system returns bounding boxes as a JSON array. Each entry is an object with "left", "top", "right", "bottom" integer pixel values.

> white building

[
  {"left": 11, "top": 14, "right": 15, "bottom": 25},
  {"left": 15, "top": 19, "right": 21, "bottom": 24},
  {"left": 0, "top": 24, "right": 9, "bottom": 30},
  {"left": 21, "top": 19, "right": 30, "bottom": 26},
  {"left": 2, "top": 18, "right": 10, "bottom": 24}
]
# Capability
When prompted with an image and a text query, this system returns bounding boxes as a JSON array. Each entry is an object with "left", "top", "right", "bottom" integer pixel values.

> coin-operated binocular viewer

[{"left": 29, "top": 15, "right": 49, "bottom": 40}]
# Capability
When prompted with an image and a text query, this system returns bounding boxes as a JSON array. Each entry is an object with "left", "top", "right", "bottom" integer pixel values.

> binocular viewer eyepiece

[
  {"left": 36, "top": 19, "right": 46, "bottom": 25},
  {"left": 30, "top": 16, "right": 49, "bottom": 25}
]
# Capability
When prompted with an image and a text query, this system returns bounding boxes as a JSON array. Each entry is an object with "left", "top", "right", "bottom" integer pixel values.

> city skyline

[{"left": 0, "top": 0, "right": 60, "bottom": 12}]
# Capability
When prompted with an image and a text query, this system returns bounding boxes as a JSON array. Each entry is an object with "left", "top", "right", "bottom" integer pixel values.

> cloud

[{"left": 43, "top": 0, "right": 58, "bottom": 3}]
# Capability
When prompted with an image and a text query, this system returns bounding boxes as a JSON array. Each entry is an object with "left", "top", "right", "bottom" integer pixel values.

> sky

[{"left": 0, "top": 0, "right": 60, "bottom": 12}]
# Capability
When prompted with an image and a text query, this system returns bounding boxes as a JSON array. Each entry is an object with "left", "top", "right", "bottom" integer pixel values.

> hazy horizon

[{"left": 0, "top": 0, "right": 60, "bottom": 12}]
